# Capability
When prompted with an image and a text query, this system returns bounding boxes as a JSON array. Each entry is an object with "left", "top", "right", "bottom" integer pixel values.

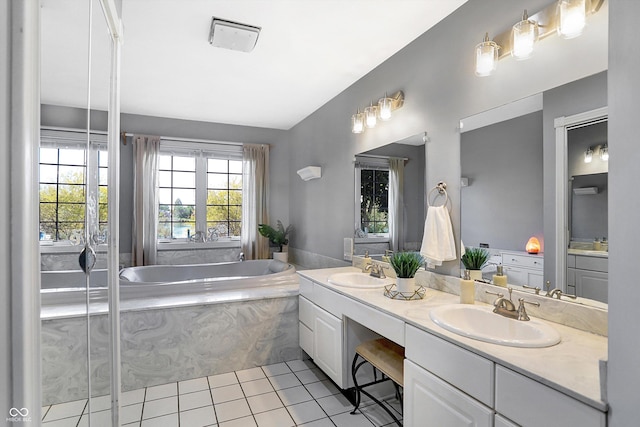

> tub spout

[{"left": 238, "top": 252, "right": 245, "bottom": 261}]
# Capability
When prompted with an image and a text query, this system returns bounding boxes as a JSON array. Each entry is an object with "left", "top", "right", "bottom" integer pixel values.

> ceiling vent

[{"left": 209, "top": 18, "right": 261, "bottom": 53}]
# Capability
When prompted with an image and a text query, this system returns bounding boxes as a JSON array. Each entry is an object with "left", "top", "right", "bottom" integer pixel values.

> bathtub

[{"left": 41, "top": 260, "right": 301, "bottom": 404}]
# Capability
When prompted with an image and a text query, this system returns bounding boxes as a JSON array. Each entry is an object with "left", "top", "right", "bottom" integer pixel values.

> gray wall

[
  {"left": 570, "top": 173, "right": 607, "bottom": 240},
  {"left": 542, "top": 72, "right": 607, "bottom": 285},
  {"left": 289, "top": 0, "right": 608, "bottom": 278},
  {"left": 608, "top": 1, "right": 640, "bottom": 425},
  {"left": 461, "top": 111, "right": 543, "bottom": 251},
  {"left": 41, "top": 104, "right": 291, "bottom": 253}
]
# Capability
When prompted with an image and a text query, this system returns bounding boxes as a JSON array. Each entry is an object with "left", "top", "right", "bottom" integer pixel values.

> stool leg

[
  {"left": 351, "top": 354, "right": 367, "bottom": 414},
  {"left": 394, "top": 383, "right": 403, "bottom": 412}
]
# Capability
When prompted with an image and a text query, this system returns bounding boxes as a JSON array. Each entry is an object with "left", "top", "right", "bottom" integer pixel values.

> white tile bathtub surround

[
  {"left": 352, "top": 255, "right": 608, "bottom": 336},
  {"left": 299, "top": 267, "right": 608, "bottom": 411},
  {"left": 41, "top": 251, "right": 132, "bottom": 271},
  {"left": 290, "top": 247, "right": 350, "bottom": 270},
  {"left": 41, "top": 296, "right": 301, "bottom": 405},
  {"left": 155, "top": 247, "right": 242, "bottom": 265}
]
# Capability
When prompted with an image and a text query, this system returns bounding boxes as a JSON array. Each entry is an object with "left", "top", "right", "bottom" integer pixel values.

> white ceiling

[{"left": 41, "top": 0, "right": 468, "bottom": 130}]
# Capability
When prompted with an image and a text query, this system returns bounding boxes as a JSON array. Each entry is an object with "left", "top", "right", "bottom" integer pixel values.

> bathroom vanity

[
  {"left": 298, "top": 266, "right": 607, "bottom": 427},
  {"left": 500, "top": 250, "right": 544, "bottom": 288},
  {"left": 567, "top": 249, "right": 609, "bottom": 303}
]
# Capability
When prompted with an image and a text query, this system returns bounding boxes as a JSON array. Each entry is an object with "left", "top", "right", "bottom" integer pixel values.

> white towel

[{"left": 420, "top": 205, "right": 457, "bottom": 269}]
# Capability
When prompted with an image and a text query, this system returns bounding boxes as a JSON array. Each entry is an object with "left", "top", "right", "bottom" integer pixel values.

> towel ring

[{"left": 428, "top": 181, "right": 449, "bottom": 208}]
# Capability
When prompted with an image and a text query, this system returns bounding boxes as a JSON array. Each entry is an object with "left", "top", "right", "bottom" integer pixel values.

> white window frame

[
  {"left": 157, "top": 138, "right": 243, "bottom": 247},
  {"left": 354, "top": 155, "right": 390, "bottom": 240}
]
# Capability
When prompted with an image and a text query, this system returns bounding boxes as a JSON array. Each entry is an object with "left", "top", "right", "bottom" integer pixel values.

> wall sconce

[
  {"left": 584, "top": 147, "right": 594, "bottom": 163},
  {"left": 351, "top": 91, "right": 404, "bottom": 133},
  {"left": 526, "top": 237, "right": 541, "bottom": 254},
  {"left": 599, "top": 143, "right": 609, "bottom": 161},
  {"left": 474, "top": 0, "right": 604, "bottom": 77}
]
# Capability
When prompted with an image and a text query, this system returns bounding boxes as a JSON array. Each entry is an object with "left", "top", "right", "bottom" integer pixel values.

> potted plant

[
  {"left": 258, "top": 220, "right": 292, "bottom": 262},
  {"left": 389, "top": 251, "right": 424, "bottom": 293},
  {"left": 461, "top": 247, "right": 490, "bottom": 281}
]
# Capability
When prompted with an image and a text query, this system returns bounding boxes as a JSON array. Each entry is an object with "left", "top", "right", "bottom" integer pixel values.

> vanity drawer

[
  {"left": 502, "top": 253, "right": 544, "bottom": 270},
  {"left": 495, "top": 366, "right": 605, "bottom": 427},
  {"left": 299, "top": 321, "right": 313, "bottom": 356},
  {"left": 575, "top": 256, "right": 608, "bottom": 273},
  {"left": 405, "top": 324, "right": 494, "bottom": 407},
  {"left": 299, "top": 296, "right": 314, "bottom": 329}
]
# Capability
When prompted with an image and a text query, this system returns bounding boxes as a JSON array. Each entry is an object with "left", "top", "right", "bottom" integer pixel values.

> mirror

[
  {"left": 460, "top": 77, "right": 608, "bottom": 308},
  {"left": 350, "top": 133, "right": 425, "bottom": 258}
]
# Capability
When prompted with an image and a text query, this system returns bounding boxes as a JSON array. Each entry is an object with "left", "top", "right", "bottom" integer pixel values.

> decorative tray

[{"left": 383, "top": 284, "right": 426, "bottom": 300}]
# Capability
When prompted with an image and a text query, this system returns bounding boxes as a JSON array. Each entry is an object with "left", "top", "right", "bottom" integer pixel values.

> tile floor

[{"left": 41, "top": 360, "right": 402, "bottom": 427}]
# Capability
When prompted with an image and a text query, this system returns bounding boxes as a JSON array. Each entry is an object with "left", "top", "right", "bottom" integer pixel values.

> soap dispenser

[
  {"left": 460, "top": 270, "right": 475, "bottom": 304},
  {"left": 361, "top": 250, "right": 372, "bottom": 272},
  {"left": 493, "top": 265, "right": 508, "bottom": 287},
  {"left": 593, "top": 238, "right": 602, "bottom": 251}
]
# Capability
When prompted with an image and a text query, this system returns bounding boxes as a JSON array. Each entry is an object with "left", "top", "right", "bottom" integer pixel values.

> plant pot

[
  {"left": 273, "top": 252, "right": 288, "bottom": 263},
  {"left": 396, "top": 277, "right": 416, "bottom": 294},
  {"left": 468, "top": 269, "right": 483, "bottom": 281}
]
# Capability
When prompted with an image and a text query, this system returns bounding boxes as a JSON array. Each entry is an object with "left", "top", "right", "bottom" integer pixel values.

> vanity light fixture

[
  {"left": 557, "top": 0, "right": 589, "bottom": 39},
  {"left": 584, "top": 147, "right": 594, "bottom": 163},
  {"left": 351, "top": 91, "right": 404, "bottom": 133},
  {"left": 599, "top": 144, "right": 609, "bottom": 161},
  {"left": 512, "top": 10, "right": 539, "bottom": 60},
  {"left": 474, "top": 0, "right": 603, "bottom": 77},
  {"left": 475, "top": 33, "right": 499, "bottom": 76},
  {"left": 351, "top": 109, "right": 365, "bottom": 134}
]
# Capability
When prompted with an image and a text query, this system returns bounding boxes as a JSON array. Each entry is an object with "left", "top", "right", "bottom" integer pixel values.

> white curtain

[
  {"left": 389, "top": 157, "right": 405, "bottom": 252},
  {"left": 131, "top": 135, "right": 160, "bottom": 266},
  {"left": 241, "top": 144, "right": 270, "bottom": 260}
]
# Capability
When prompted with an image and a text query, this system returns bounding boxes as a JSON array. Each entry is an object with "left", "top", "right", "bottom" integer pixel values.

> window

[
  {"left": 158, "top": 140, "right": 242, "bottom": 241},
  {"left": 39, "top": 130, "right": 108, "bottom": 242},
  {"left": 355, "top": 155, "right": 389, "bottom": 236}
]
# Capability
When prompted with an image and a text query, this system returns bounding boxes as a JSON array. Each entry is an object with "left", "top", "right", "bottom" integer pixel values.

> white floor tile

[
  {"left": 142, "top": 395, "right": 178, "bottom": 419},
  {"left": 316, "top": 393, "right": 353, "bottom": 416},
  {"left": 261, "top": 363, "right": 291, "bottom": 377},
  {"left": 44, "top": 399, "right": 87, "bottom": 422},
  {"left": 254, "top": 407, "right": 295, "bottom": 427},
  {"left": 268, "top": 373, "right": 302, "bottom": 391},
  {"left": 145, "top": 382, "right": 177, "bottom": 401},
  {"left": 208, "top": 372, "right": 238, "bottom": 389},
  {"left": 247, "top": 392, "right": 283, "bottom": 414},
  {"left": 141, "top": 412, "right": 179, "bottom": 427},
  {"left": 299, "top": 418, "right": 337, "bottom": 427},
  {"left": 241, "top": 378, "right": 274, "bottom": 397},
  {"left": 305, "top": 380, "right": 340, "bottom": 399},
  {"left": 276, "top": 385, "right": 314, "bottom": 406},
  {"left": 121, "top": 388, "right": 145, "bottom": 406},
  {"left": 85, "top": 395, "right": 112, "bottom": 413},
  {"left": 286, "top": 359, "right": 316, "bottom": 372},
  {"left": 120, "top": 403, "right": 143, "bottom": 424},
  {"left": 179, "top": 389, "right": 213, "bottom": 411},
  {"left": 41, "top": 405, "right": 51, "bottom": 420},
  {"left": 77, "top": 409, "right": 112, "bottom": 427},
  {"left": 219, "top": 415, "right": 256, "bottom": 427},
  {"left": 215, "top": 398, "right": 252, "bottom": 423},
  {"left": 236, "top": 367, "right": 266, "bottom": 382},
  {"left": 179, "top": 405, "right": 217, "bottom": 427},
  {"left": 179, "top": 377, "right": 210, "bottom": 394},
  {"left": 359, "top": 401, "right": 401, "bottom": 426},
  {"left": 296, "top": 368, "right": 328, "bottom": 385},
  {"left": 211, "top": 383, "right": 245, "bottom": 404},
  {"left": 286, "top": 400, "right": 327, "bottom": 425},
  {"left": 331, "top": 411, "right": 375, "bottom": 427},
  {"left": 42, "top": 416, "right": 81, "bottom": 427}
]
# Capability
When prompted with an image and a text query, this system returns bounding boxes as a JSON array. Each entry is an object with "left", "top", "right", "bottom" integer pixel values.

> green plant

[
  {"left": 461, "top": 247, "right": 490, "bottom": 270},
  {"left": 389, "top": 251, "right": 424, "bottom": 278},
  {"left": 258, "top": 220, "right": 292, "bottom": 251}
]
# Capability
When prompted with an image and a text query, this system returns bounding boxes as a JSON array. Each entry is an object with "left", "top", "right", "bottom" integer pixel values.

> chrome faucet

[
  {"left": 544, "top": 280, "right": 577, "bottom": 300},
  {"left": 516, "top": 298, "right": 540, "bottom": 321},
  {"left": 486, "top": 288, "right": 518, "bottom": 319},
  {"left": 365, "top": 262, "right": 387, "bottom": 279}
]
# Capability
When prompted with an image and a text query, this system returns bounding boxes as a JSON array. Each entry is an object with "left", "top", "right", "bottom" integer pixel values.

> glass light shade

[
  {"left": 351, "top": 111, "right": 364, "bottom": 134},
  {"left": 475, "top": 36, "right": 499, "bottom": 77},
  {"left": 600, "top": 144, "right": 609, "bottom": 161},
  {"left": 584, "top": 148, "right": 593, "bottom": 163},
  {"left": 378, "top": 97, "right": 393, "bottom": 121},
  {"left": 512, "top": 18, "right": 538, "bottom": 60},
  {"left": 364, "top": 104, "right": 377, "bottom": 128},
  {"left": 526, "top": 237, "right": 541, "bottom": 254},
  {"left": 557, "top": 0, "right": 588, "bottom": 39}
]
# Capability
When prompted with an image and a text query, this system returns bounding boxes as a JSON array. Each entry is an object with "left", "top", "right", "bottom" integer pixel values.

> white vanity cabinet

[
  {"left": 501, "top": 251, "right": 544, "bottom": 288},
  {"left": 567, "top": 254, "right": 608, "bottom": 303}
]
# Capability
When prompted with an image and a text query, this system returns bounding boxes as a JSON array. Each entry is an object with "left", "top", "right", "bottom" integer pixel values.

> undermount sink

[
  {"left": 327, "top": 272, "right": 394, "bottom": 288},
  {"left": 429, "top": 304, "right": 561, "bottom": 348}
]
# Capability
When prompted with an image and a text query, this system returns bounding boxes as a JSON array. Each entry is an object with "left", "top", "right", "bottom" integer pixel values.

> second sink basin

[
  {"left": 327, "top": 272, "right": 394, "bottom": 288},
  {"left": 429, "top": 304, "right": 561, "bottom": 348}
]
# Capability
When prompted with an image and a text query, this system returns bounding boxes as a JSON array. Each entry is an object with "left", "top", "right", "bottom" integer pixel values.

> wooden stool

[{"left": 351, "top": 338, "right": 404, "bottom": 426}]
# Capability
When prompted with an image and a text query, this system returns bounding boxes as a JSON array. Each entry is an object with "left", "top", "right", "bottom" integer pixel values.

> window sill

[
  {"left": 354, "top": 236, "right": 390, "bottom": 244},
  {"left": 40, "top": 242, "right": 107, "bottom": 254},
  {"left": 157, "top": 240, "right": 241, "bottom": 251}
]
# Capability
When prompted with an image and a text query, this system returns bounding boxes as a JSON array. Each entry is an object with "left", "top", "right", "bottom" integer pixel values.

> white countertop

[
  {"left": 298, "top": 266, "right": 608, "bottom": 411},
  {"left": 568, "top": 248, "right": 609, "bottom": 258}
]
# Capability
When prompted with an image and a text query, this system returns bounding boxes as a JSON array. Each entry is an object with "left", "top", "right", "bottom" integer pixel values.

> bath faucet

[
  {"left": 190, "top": 230, "right": 206, "bottom": 243},
  {"left": 238, "top": 252, "right": 245, "bottom": 261},
  {"left": 516, "top": 298, "right": 540, "bottom": 321},
  {"left": 543, "top": 280, "right": 577, "bottom": 300},
  {"left": 365, "top": 262, "right": 387, "bottom": 279},
  {"left": 486, "top": 288, "right": 517, "bottom": 319}
]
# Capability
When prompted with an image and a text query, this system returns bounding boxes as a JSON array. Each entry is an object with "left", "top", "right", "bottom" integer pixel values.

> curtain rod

[
  {"left": 355, "top": 153, "right": 409, "bottom": 161},
  {"left": 120, "top": 131, "right": 254, "bottom": 148}
]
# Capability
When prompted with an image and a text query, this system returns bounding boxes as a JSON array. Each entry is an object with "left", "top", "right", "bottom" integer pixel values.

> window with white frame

[
  {"left": 39, "top": 129, "right": 108, "bottom": 242},
  {"left": 158, "top": 140, "right": 243, "bottom": 241},
  {"left": 355, "top": 155, "right": 389, "bottom": 236}
]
